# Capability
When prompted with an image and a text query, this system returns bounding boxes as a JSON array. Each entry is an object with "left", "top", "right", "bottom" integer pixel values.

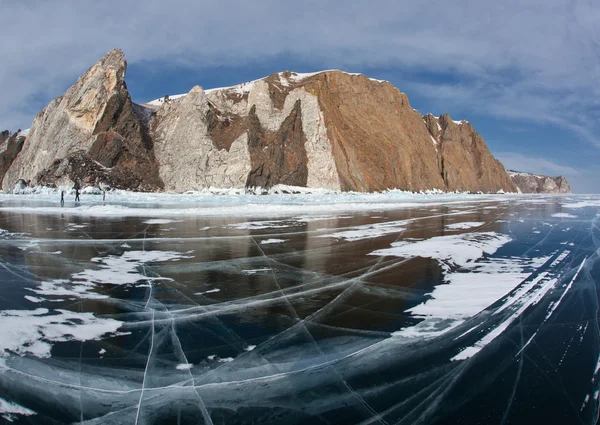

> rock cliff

[
  {"left": 422, "top": 114, "right": 515, "bottom": 193},
  {"left": 1, "top": 49, "right": 162, "bottom": 192},
  {"left": 0, "top": 130, "right": 9, "bottom": 145},
  {"left": 2, "top": 49, "right": 518, "bottom": 193},
  {"left": 508, "top": 171, "right": 571, "bottom": 194},
  {"left": 0, "top": 131, "right": 26, "bottom": 185}
]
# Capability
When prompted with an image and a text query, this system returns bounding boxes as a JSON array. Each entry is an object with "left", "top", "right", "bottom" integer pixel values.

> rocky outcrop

[
  {"left": 0, "top": 131, "right": 26, "bottom": 185},
  {"left": 299, "top": 72, "right": 442, "bottom": 192},
  {"left": 424, "top": 114, "right": 516, "bottom": 193},
  {"left": 1, "top": 49, "right": 162, "bottom": 192},
  {"left": 1, "top": 50, "right": 521, "bottom": 193},
  {"left": 508, "top": 171, "right": 571, "bottom": 194},
  {"left": 0, "top": 130, "right": 9, "bottom": 145}
]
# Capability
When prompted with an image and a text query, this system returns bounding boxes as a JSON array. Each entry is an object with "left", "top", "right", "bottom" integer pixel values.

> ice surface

[
  {"left": 382, "top": 233, "right": 552, "bottom": 341},
  {"left": 0, "top": 190, "right": 520, "bottom": 219},
  {"left": 0, "top": 193, "right": 596, "bottom": 424}
]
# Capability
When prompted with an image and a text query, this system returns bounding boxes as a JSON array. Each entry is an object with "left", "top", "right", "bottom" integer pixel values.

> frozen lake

[{"left": 0, "top": 191, "right": 599, "bottom": 424}]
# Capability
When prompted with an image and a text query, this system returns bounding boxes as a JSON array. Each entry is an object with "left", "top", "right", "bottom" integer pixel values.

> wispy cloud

[
  {"left": 495, "top": 152, "right": 582, "bottom": 177},
  {"left": 1, "top": 0, "right": 598, "bottom": 154}
]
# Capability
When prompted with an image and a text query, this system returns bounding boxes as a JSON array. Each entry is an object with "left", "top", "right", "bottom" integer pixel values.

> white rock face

[
  {"left": 2, "top": 50, "right": 127, "bottom": 191},
  {"left": 542, "top": 178, "right": 559, "bottom": 193},
  {"left": 152, "top": 77, "right": 341, "bottom": 192},
  {"left": 299, "top": 95, "right": 341, "bottom": 190},
  {"left": 151, "top": 86, "right": 252, "bottom": 191},
  {"left": 508, "top": 170, "right": 571, "bottom": 194},
  {"left": 207, "top": 80, "right": 341, "bottom": 191}
]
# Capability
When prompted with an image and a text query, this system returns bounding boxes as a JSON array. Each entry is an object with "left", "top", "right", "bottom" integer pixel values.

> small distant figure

[
  {"left": 103, "top": 190, "right": 106, "bottom": 201},
  {"left": 60, "top": 190, "right": 64, "bottom": 205},
  {"left": 75, "top": 187, "right": 80, "bottom": 202}
]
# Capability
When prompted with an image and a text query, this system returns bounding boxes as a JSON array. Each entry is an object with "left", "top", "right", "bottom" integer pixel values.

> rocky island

[{"left": 0, "top": 49, "right": 570, "bottom": 194}]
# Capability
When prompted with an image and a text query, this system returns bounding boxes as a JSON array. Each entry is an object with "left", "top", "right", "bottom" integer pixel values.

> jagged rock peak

[
  {"left": 91, "top": 48, "right": 126, "bottom": 75},
  {"left": 1, "top": 48, "right": 163, "bottom": 192},
  {"left": 0, "top": 130, "right": 9, "bottom": 144}
]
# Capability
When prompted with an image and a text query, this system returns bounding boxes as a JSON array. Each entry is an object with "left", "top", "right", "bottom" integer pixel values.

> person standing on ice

[
  {"left": 60, "top": 190, "right": 65, "bottom": 205},
  {"left": 74, "top": 181, "right": 80, "bottom": 202}
]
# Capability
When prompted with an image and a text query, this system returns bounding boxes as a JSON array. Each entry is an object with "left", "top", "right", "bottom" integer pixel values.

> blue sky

[{"left": 1, "top": 0, "right": 598, "bottom": 192}]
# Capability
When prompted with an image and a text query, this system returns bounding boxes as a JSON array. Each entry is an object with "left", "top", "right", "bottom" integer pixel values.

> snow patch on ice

[
  {"left": 0, "top": 397, "right": 36, "bottom": 421},
  {"left": 445, "top": 222, "right": 485, "bottom": 230},
  {"left": 371, "top": 232, "right": 511, "bottom": 269},
  {"left": 143, "top": 219, "right": 182, "bottom": 225},
  {"left": 260, "top": 239, "right": 287, "bottom": 244},
  {"left": 552, "top": 213, "right": 577, "bottom": 218},
  {"left": 0, "top": 308, "right": 124, "bottom": 358},
  {"left": 452, "top": 251, "right": 569, "bottom": 361},
  {"left": 227, "top": 220, "right": 294, "bottom": 230},
  {"left": 242, "top": 268, "right": 272, "bottom": 275},
  {"left": 375, "top": 232, "right": 557, "bottom": 343},
  {"left": 195, "top": 288, "right": 221, "bottom": 295},
  {"left": 453, "top": 271, "right": 559, "bottom": 361},
  {"left": 176, "top": 363, "right": 193, "bottom": 370},
  {"left": 24, "top": 296, "right": 44, "bottom": 303},
  {"left": 321, "top": 219, "right": 411, "bottom": 241},
  {"left": 31, "top": 250, "right": 193, "bottom": 300}
]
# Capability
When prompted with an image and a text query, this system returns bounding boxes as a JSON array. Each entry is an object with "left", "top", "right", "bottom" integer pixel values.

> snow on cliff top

[
  {"left": 143, "top": 70, "right": 388, "bottom": 105},
  {"left": 427, "top": 114, "right": 468, "bottom": 125},
  {"left": 508, "top": 170, "right": 545, "bottom": 179},
  {"left": 146, "top": 93, "right": 187, "bottom": 106}
]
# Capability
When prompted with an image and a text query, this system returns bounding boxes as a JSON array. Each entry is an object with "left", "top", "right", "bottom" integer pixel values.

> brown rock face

[
  {"left": 300, "top": 72, "right": 444, "bottom": 192},
  {"left": 206, "top": 105, "right": 247, "bottom": 152},
  {"left": 0, "top": 132, "right": 26, "bottom": 185},
  {"left": 246, "top": 101, "right": 308, "bottom": 188},
  {"left": 509, "top": 171, "right": 571, "bottom": 194},
  {"left": 36, "top": 151, "right": 155, "bottom": 190},
  {"left": 430, "top": 115, "right": 516, "bottom": 193}
]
